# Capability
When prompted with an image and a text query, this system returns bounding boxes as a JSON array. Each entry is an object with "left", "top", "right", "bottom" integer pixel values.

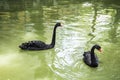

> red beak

[
  {"left": 60, "top": 23, "right": 63, "bottom": 27},
  {"left": 98, "top": 49, "right": 102, "bottom": 52}
]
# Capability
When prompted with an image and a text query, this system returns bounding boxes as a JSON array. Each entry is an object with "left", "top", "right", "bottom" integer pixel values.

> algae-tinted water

[{"left": 0, "top": 0, "right": 120, "bottom": 80}]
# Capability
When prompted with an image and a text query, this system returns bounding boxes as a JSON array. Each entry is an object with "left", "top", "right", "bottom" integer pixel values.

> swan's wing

[
  {"left": 19, "top": 40, "right": 46, "bottom": 49},
  {"left": 83, "top": 52, "right": 91, "bottom": 65},
  {"left": 28, "top": 40, "right": 46, "bottom": 47}
]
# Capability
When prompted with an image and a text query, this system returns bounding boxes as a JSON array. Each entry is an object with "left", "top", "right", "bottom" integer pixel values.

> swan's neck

[
  {"left": 50, "top": 25, "right": 57, "bottom": 48},
  {"left": 91, "top": 46, "right": 96, "bottom": 62}
]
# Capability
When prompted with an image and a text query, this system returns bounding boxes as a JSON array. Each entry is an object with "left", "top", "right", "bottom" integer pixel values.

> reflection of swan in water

[
  {"left": 19, "top": 22, "right": 62, "bottom": 50},
  {"left": 87, "top": 3, "right": 97, "bottom": 43},
  {"left": 109, "top": 9, "right": 120, "bottom": 43},
  {"left": 83, "top": 44, "right": 102, "bottom": 67}
]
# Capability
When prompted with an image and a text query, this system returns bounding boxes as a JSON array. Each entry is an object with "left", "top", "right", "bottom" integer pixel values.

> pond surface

[{"left": 0, "top": 0, "right": 120, "bottom": 80}]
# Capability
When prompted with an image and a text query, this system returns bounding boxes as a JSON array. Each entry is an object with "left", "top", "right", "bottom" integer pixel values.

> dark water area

[{"left": 0, "top": 0, "right": 120, "bottom": 80}]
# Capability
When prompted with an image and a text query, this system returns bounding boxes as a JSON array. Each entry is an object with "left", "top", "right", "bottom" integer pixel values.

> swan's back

[
  {"left": 83, "top": 51, "right": 91, "bottom": 66},
  {"left": 19, "top": 40, "right": 47, "bottom": 50}
]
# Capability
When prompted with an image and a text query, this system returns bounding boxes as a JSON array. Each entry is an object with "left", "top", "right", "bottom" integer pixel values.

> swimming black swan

[
  {"left": 83, "top": 44, "right": 102, "bottom": 67},
  {"left": 19, "top": 22, "right": 62, "bottom": 50}
]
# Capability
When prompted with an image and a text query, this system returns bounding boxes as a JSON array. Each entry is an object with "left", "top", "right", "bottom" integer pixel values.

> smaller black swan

[
  {"left": 83, "top": 44, "right": 102, "bottom": 67},
  {"left": 19, "top": 22, "right": 62, "bottom": 50}
]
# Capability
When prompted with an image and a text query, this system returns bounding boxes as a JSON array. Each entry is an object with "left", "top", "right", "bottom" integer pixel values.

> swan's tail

[{"left": 19, "top": 43, "right": 28, "bottom": 50}]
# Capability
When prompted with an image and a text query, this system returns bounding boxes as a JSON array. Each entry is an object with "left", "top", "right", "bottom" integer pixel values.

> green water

[{"left": 0, "top": 0, "right": 120, "bottom": 80}]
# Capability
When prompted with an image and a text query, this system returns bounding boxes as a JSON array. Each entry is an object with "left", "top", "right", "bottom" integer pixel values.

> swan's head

[
  {"left": 94, "top": 44, "right": 102, "bottom": 52},
  {"left": 55, "top": 22, "right": 62, "bottom": 27}
]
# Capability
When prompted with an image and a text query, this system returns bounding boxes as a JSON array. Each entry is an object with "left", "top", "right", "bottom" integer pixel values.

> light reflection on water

[
  {"left": 47, "top": 3, "right": 120, "bottom": 80},
  {"left": 0, "top": 0, "right": 120, "bottom": 80},
  {"left": 0, "top": 53, "right": 40, "bottom": 80}
]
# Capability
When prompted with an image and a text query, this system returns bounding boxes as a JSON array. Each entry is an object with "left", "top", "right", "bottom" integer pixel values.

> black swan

[
  {"left": 19, "top": 22, "right": 62, "bottom": 50},
  {"left": 83, "top": 44, "right": 102, "bottom": 67}
]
